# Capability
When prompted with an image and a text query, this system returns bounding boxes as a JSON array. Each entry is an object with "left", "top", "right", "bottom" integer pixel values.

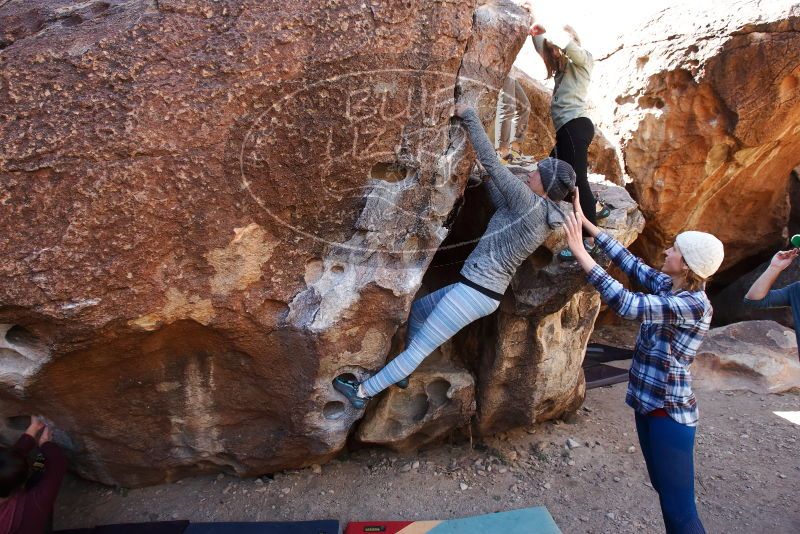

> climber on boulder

[
  {"left": 562, "top": 195, "right": 724, "bottom": 534},
  {"left": 530, "top": 22, "right": 611, "bottom": 261},
  {"left": 333, "top": 103, "right": 576, "bottom": 409}
]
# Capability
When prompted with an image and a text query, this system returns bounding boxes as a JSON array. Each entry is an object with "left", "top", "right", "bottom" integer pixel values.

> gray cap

[{"left": 537, "top": 157, "right": 576, "bottom": 202}]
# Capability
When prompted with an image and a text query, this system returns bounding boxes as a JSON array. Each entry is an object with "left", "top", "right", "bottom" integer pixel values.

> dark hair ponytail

[
  {"left": 0, "top": 447, "right": 29, "bottom": 498},
  {"left": 542, "top": 42, "right": 567, "bottom": 79}
]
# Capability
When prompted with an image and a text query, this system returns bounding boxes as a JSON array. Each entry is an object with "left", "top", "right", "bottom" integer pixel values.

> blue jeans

[{"left": 635, "top": 412, "right": 706, "bottom": 534}]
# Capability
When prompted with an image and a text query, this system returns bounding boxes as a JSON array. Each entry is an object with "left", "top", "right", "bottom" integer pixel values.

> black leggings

[{"left": 550, "top": 117, "right": 595, "bottom": 236}]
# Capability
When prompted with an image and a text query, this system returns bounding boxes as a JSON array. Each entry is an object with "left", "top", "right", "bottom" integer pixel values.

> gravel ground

[{"left": 54, "top": 383, "right": 800, "bottom": 533}]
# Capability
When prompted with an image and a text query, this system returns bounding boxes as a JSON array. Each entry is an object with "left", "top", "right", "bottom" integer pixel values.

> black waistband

[{"left": 458, "top": 275, "right": 504, "bottom": 301}]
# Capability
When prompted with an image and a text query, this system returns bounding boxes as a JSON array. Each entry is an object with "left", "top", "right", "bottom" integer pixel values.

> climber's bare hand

[
  {"left": 530, "top": 24, "right": 546, "bottom": 36},
  {"left": 454, "top": 103, "right": 472, "bottom": 118},
  {"left": 24, "top": 416, "right": 45, "bottom": 438},
  {"left": 38, "top": 425, "right": 52, "bottom": 446},
  {"left": 572, "top": 189, "right": 585, "bottom": 220}
]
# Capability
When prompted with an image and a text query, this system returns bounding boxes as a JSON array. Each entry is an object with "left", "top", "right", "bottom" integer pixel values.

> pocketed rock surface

[
  {"left": 1, "top": 0, "right": 644, "bottom": 487},
  {"left": 0, "top": 0, "right": 531, "bottom": 486}
]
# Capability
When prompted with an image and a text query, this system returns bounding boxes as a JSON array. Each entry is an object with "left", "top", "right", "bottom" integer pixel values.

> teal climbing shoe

[
  {"left": 558, "top": 240, "right": 599, "bottom": 262},
  {"left": 333, "top": 376, "right": 369, "bottom": 409},
  {"left": 596, "top": 200, "right": 612, "bottom": 220}
]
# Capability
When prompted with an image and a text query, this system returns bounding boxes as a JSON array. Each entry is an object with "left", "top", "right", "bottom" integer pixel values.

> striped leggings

[{"left": 361, "top": 282, "right": 500, "bottom": 397}]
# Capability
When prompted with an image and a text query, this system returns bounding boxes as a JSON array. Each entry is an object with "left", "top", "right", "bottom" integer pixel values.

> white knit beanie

[{"left": 675, "top": 231, "right": 724, "bottom": 279}]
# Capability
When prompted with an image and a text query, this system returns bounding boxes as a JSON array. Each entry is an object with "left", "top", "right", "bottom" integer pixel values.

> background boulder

[
  {"left": 693, "top": 321, "right": 800, "bottom": 394},
  {"left": 593, "top": 0, "right": 800, "bottom": 273}
]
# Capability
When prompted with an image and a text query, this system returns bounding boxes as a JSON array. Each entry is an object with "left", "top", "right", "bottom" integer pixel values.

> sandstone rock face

[
  {"left": 588, "top": 129, "right": 625, "bottom": 187},
  {"left": 511, "top": 68, "right": 555, "bottom": 159},
  {"left": 0, "top": 0, "right": 538, "bottom": 486},
  {"left": 693, "top": 321, "right": 800, "bottom": 394},
  {"left": 593, "top": 0, "right": 800, "bottom": 271},
  {"left": 356, "top": 340, "right": 475, "bottom": 452},
  {"left": 511, "top": 68, "right": 624, "bottom": 185}
]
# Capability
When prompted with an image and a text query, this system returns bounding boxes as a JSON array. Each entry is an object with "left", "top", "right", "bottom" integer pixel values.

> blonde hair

[
  {"left": 682, "top": 269, "right": 707, "bottom": 292},
  {"left": 674, "top": 242, "right": 707, "bottom": 292}
]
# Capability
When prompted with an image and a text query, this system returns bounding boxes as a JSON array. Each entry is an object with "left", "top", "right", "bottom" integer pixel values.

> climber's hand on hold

[
  {"left": 530, "top": 24, "right": 546, "bottom": 37},
  {"left": 38, "top": 425, "right": 52, "bottom": 446},
  {"left": 453, "top": 103, "right": 472, "bottom": 118},
  {"left": 24, "top": 415, "right": 46, "bottom": 439}
]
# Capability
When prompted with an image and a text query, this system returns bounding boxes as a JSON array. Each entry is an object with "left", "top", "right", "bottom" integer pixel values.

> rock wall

[
  {"left": 0, "top": 0, "right": 537, "bottom": 486},
  {"left": 355, "top": 336, "right": 476, "bottom": 452},
  {"left": 0, "top": 0, "right": 650, "bottom": 486},
  {"left": 593, "top": 0, "right": 800, "bottom": 271}
]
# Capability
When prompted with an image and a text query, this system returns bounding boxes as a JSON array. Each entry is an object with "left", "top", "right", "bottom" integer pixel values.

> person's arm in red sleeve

[
  {"left": 13, "top": 434, "right": 37, "bottom": 455},
  {"left": 27, "top": 426, "right": 69, "bottom": 516}
]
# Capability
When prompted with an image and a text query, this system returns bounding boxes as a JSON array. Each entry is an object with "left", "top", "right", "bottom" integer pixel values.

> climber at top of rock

[
  {"left": 332, "top": 103, "right": 576, "bottom": 409},
  {"left": 562, "top": 193, "right": 725, "bottom": 534},
  {"left": 530, "top": 21, "right": 610, "bottom": 261},
  {"left": 0, "top": 416, "right": 68, "bottom": 534},
  {"left": 743, "top": 247, "right": 800, "bottom": 359}
]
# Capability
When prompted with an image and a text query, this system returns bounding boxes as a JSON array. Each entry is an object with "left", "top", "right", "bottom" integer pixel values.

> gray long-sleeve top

[
  {"left": 533, "top": 34, "right": 594, "bottom": 132},
  {"left": 458, "top": 109, "right": 562, "bottom": 295}
]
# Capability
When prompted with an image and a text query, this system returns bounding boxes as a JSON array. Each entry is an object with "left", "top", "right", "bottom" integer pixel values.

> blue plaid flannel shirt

[{"left": 586, "top": 233, "right": 713, "bottom": 426}]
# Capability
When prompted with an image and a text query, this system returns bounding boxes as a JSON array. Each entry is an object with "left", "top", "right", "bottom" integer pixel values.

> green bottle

[{"left": 792, "top": 234, "right": 800, "bottom": 248}]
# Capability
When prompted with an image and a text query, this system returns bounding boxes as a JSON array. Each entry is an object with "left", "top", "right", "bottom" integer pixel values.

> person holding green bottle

[{"left": 744, "top": 235, "right": 800, "bottom": 360}]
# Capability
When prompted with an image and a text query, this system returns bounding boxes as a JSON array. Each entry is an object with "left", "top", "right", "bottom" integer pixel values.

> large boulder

[
  {"left": 593, "top": 0, "right": 800, "bottom": 271},
  {"left": 693, "top": 321, "right": 800, "bottom": 394},
  {"left": 355, "top": 336, "right": 476, "bottom": 452},
  {"left": 0, "top": 0, "right": 535, "bottom": 486}
]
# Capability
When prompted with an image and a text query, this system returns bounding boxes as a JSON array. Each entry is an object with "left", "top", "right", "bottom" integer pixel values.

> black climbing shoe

[
  {"left": 395, "top": 377, "right": 410, "bottom": 389},
  {"left": 333, "top": 376, "right": 369, "bottom": 409}
]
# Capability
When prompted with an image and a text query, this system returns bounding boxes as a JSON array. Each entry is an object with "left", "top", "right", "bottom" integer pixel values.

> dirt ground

[{"left": 54, "top": 381, "right": 799, "bottom": 533}]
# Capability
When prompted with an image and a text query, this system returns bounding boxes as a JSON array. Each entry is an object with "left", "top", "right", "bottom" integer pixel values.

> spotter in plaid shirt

[{"left": 586, "top": 232, "right": 713, "bottom": 426}]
